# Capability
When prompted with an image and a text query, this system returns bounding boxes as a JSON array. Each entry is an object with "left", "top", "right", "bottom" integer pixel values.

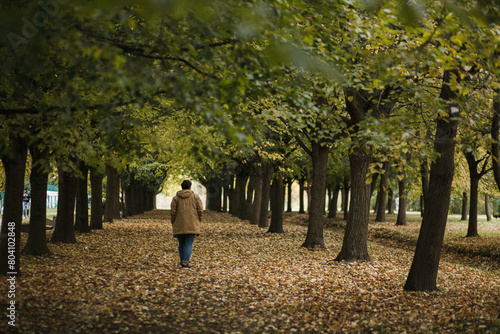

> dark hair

[{"left": 181, "top": 180, "right": 192, "bottom": 189}]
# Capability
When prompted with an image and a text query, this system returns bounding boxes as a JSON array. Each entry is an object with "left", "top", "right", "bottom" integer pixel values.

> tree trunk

[
  {"left": 104, "top": 165, "right": 121, "bottom": 222},
  {"left": 0, "top": 139, "right": 27, "bottom": 275},
  {"left": 464, "top": 151, "right": 490, "bottom": 237},
  {"left": 90, "top": 167, "right": 104, "bottom": 229},
  {"left": 342, "top": 176, "right": 349, "bottom": 220},
  {"left": 491, "top": 91, "right": 500, "bottom": 191},
  {"left": 123, "top": 182, "right": 132, "bottom": 217},
  {"left": 420, "top": 160, "right": 429, "bottom": 217},
  {"left": 137, "top": 182, "right": 146, "bottom": 214},
  {"left": 373, "top": 190, "right": 380, "bottom": 214},
  {"left": 419, "top": 196, "right": 423, "bottom": 217},
  {"left": 235, "top": 173, "right": 249, "bottom": 220},
  {"left": 371, "top": 171, "right": 379, "bottom": 214},
  {"left": 335, "top": 147, "right": 372, "bottom": 261},
  {"left": 258, "top": 163, "right": 273, "bottom": 228},
  {"left": 298, "top": 178, "right": 306, "bottom": 214},
  {"left": 328, "top": 183, "right": 340, "bottom": 219},
  {"left": 302, "top": 142, "right": 329, "bottom": 248},
  {"left": 461, "top": 191, "right": 468, "bottom": 221},
  {"left": 268, "top": 176, "right": 284, "bottom": 233},
  {"left": 327, "top": 186, "right": 332, "bottom": 216},
  {"left": 223, "top": 178, "right": 230, "bottom": 213},
  {"left": 146, "top": 189, "right": 156, "bottom": 211},
  {"left": 23, "top": 144, "right": 51, "bottom": 255},
  {"left": 485, "top": 194, "right": 492, "bottom": 221},
  {"left": 125, "top": 180, "right": 142, "bottom": 216},
  {"left": 375, "top": 161, "right": 390, "bottom": 222},
  {"left": 466, "top": 176, "right": 480, "bottom": 237},
  {"left": 204, "top": 179, "right": 223, "bottom": 212},
  {"left": 369, "top": 172, "right": 380, "bottom": 199},
  {"left": 250, "top": 164, "right": 263, "bottom": 225},
  {"left": 286, "top": 179, "right": 293, "bottom": 212},
  {"left": 306, "top": 168, "right": 311, "bottom": 213},
  {"left": 246, "top": 175, "right": 255, "bottom": 219},
  {"left": 52, "top": 167, "right": 77, "bottom": 243},
  {"left": 75, "top": 161, "right": 90, "bottom": 233},
  {"left": 404, "top": 69, "right": 460, "bottom": 291},
  {"left": 228, "top": 175, "right": 236, "bottom": 216},
  {"left": 120, "top": 178, "right": 126, "bottom": 218},
  {"left": 396, "top": 167, "right": 407, "bottom": 226},
  {"left": 388, "top": 188, "right": 394, "bottom": 214}
]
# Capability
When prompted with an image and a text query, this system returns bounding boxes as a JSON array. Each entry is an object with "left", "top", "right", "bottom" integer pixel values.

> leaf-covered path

[{"left": 2, "top": 210, "right": 499, "bottom": 333}]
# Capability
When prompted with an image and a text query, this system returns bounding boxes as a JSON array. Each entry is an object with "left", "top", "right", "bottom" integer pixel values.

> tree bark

[
  {"left": 461, "top": 191, "right": 468, "bottom": 221},
  {"left": 204, "top": 179, "right": 223, "bottom": 212},
  {"left": 135, "top": 182, "right": 142, "bottom": 214},
  {"left": 258, "top": 163, "right": 273, "bottom": 228},
  {"left": 90, "top": 167, "right": 104, "bottom": 229},
  {"left": 420, "top": 160, "right": 429, "bottom": 217},
  {"left": 52, "top": 166, "right": 77, "bottom": 243},
  {"left": 491, "top": 91, "right": 500, "bottom": 191},
  {"left": 404, "top": 70, "right": 460, "bottom": 291},
  {"left": 268, "top": 176, "right": 285, "bottom": 233},
  {"left": 104, "top": 165, "right": 121, "bottom": 222},
  {"left": 75, "top": 161, "right": 90, "bottom": 233},
  {"left": 145, "top": 188, "right": 156, "bottom": 211},
  {"left": 373, "top": 190, "right": 380, "bottom": 214},
  {"left": 120, "top": 178, "right": 126, "bottom": 218},
  {"left": 298, "top": 177, "right": 306, "bottom": 214},
  {"left": 335, "top": 84, "right": 396, "bottom": 261},
  {"left": 335, "top": 147, "right": 372, "bottom": 261},
  {"left": 124, "top": 179, "right": 144, "bottom": 216},
  {"left": 0, "top": 139, "right": 27, "bottom": 275},
  {"left": 286, "top": 179, "right": 293, "bottom": 212},
  {"left": 235, "top": 171, "right": 249, "bottom": 220},
  {"left": 464, "top": 151, "right": 490, "bottom": 237},
  {"left": 246, "top": 175, "right": 255, "bottom": 219},
  {"left": 222, "top": 175, "right": 231, "bottom": 213},
  {"left": 306, "top": 168, "right": 311, "bottom": 213},
  {"left": 328, "top": 183, "right": 340, "bottom": 219},
  {"left": 250, "top": 164, "right": 263, "bottom": 225},
  {"left": 23, "top": 144, "right": 51, "bottom": 255},
  {"left": 228, "top": 175, "right": 237, "bottom": 216},
  {"left": 342, "top": 176, "right": 349, "bottom": 220},
  {"left": 466, "top": 178, "right": 479, "bottom": 237},
  {"left": 369, "top": 172, "right": 380, "bottom": 199},
  {"left": 396, "top": 167, "right": 407, "bottom": 226},
  {"left": 302, "top": 142, "right": 329, "bottom": 248},
  {"left": 485, "top": 194, "right": 492, "bottom": 221},
  {"left": 388, "top": 188, "right": 394, "bottom": 214},
  {"left": 375, "top": 161, "right": 390, "bottom": 222}
]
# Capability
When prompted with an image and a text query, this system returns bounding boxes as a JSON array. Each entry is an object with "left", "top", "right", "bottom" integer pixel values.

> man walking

[
  {"left": 23, "top": 187, "right": 31, "bottom": 219},
  {"left": 170, "top": 180, "right": 203, "bottom": 269}
]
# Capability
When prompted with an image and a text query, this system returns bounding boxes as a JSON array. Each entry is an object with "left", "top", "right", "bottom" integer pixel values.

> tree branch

[
  {"left": 77, "top": 25, "right": 230, "bottom": 79},
  {"left": 0, "top": 89, "right": 169, "bottom": 115},
  {"left": 0, "top": 108, "right": 39, "bottom": 115}
]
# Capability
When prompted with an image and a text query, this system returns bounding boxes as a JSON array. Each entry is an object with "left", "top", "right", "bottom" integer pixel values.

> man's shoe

[{"left": 180, "top": 263, "right": 190, "bottom": 269}]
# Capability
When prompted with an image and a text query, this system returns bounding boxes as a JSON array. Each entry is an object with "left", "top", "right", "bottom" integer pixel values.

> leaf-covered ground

[
  {"left": 1, "top": 210, "right": 499, "bottom": 333},
  {"left": 317, "top": 213, "right": 500, "bottom": 272}
]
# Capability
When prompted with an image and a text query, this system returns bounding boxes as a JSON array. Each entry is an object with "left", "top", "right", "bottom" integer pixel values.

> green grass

[{"left": 365, "top": 213, "right": 500, "bottom": 269}]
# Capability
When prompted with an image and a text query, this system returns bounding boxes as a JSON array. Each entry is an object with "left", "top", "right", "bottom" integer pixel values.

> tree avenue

[{"left": 0, "top": 0, "right": 498, "bottom": 295}]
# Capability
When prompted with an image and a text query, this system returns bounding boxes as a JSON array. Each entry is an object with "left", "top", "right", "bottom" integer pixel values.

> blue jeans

[
  {"left": 23, "top": 202, "right": 30, "bottom": 218},
  {"left": 177, "top": 234, "right": 196, "bottom": 264}
]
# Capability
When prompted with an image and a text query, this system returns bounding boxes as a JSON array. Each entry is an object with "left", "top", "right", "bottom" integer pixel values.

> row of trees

[{"left": 1, "top": 0, "right": 499, "bottom": 292}]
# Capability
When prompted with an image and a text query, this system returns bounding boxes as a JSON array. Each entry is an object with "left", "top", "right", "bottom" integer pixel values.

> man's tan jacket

[{"left": 170, "top": 189, "right": 203, "bottom": 236}]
